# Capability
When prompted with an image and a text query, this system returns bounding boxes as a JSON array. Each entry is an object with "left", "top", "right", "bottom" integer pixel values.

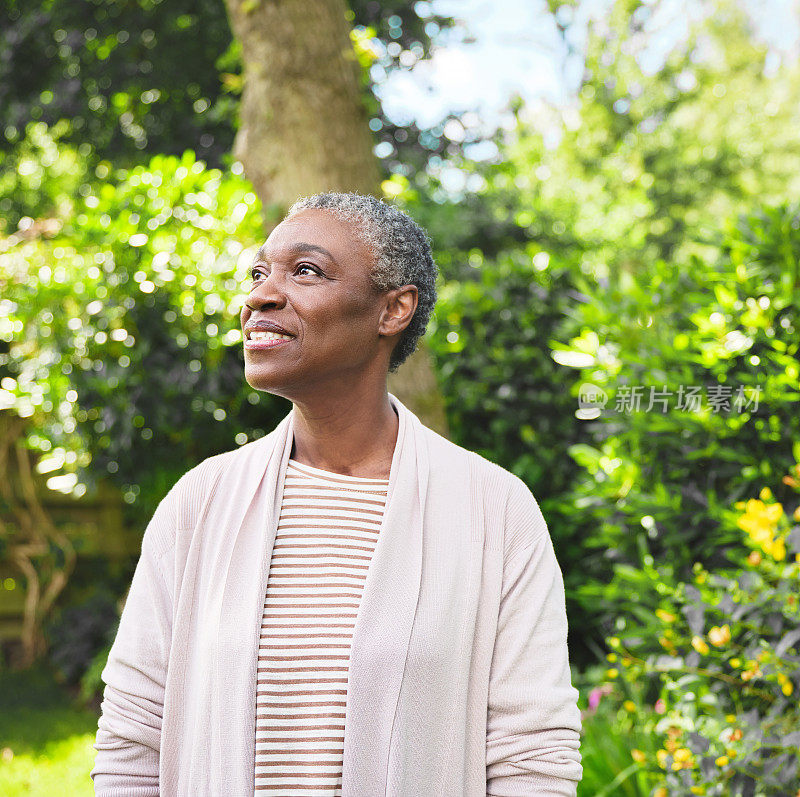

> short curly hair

[{"left": 285, "top": 191, "right": 438, "bottom": 373}]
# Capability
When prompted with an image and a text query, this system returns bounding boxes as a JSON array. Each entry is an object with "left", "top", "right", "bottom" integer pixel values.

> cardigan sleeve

[
  {"left": 89, "top": 483, "right": 179, "bottom": 797},
  {"left": 485, "top": 477, "right": 583, "bottom": 797}
]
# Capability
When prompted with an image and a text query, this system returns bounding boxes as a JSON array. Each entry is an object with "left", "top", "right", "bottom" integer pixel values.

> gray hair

[{"left": 285, "top": 191, "right": 438, "bottom": 373}]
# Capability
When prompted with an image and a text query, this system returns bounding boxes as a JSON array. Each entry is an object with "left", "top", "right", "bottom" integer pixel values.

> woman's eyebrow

[
  {"left": 254, "top": 242, "right": 338, "bottom": 266},
  {"left": 288, "top": 242, "right": 337, "bottom": 263}
]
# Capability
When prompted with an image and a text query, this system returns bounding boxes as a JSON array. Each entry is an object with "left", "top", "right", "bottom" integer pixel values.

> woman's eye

[{"left": 249, "top": 263, "right": 319, "bottom": 281}]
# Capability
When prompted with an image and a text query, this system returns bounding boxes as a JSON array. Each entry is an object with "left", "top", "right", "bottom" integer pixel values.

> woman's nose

[{"left": 245, "top": 273, "right": 287, "bottom": 311}]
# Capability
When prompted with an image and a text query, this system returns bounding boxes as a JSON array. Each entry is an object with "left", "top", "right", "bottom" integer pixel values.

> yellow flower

[
  {"left": 782, "top": 681, "right": 794, "bottom": 696},
  {"left": 725, "top": 713, "right": 737, "bottom": 723},
  {"left": 716, "top": 755, "right": 729, "bottom": 766},
  {"left": 741, "top": 665, "right": 760, "bottom": 681},
  {"left": 656, "top": 608, "right": 677, "bottom": 623},
  {"left": 726, "top": 747, "right": 737, "bottom": 758},
  {"left": 606, "top": 652, "right": 618, "bottom": 662},
  {"left": 674, "top": 747, "right": 693, "bottom": 763},
  {"left": 623, "top": 700, "right": 636, "bottom": 712},
  {"left": 631, "top": 748, "right": 646, "bottom": 763},
  {"left": 691, "top": 635, "right": 710, "bottom": 655},
  {"left": 738, "top": 499, "right": 784, "bottom": 546},
  {"left": 656, "top": 749, "right": 668, "bottom": 769},
  {"left": 608, "top": 636, "right": 620, "bottom": 649},
  {"left": 606, "top": 668, "right": 619, "bottom": 679},
  {"left": 729, "top": 659, "right": 741, "bottom": 669},
  {"left": 747, "top": 550, "right": 762, "bottom": 566},
  {"left": 759, "top": 487, "right": 773, "bottom": 501},
  {"left": 708, "top": 624, "right": 731, "bottom": 647},
  {"left": 794, "top": 505, "right": 800, "bottom": 522},
  {"left": 654, "top": 788, "right": 668, "bottom": 797},
  {"left": 690, "top": 787, "right": 706, "bottom": 795},
  {"left": 761, "top": 535, "right": 787, "bottom": 560}
]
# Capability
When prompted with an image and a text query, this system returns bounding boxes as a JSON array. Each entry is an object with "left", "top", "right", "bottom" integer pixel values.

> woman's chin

[{"left": 243, "top": 368, "right": 291, "bottom": 396}]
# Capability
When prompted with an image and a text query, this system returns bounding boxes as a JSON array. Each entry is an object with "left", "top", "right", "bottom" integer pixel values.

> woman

[{"left": 90, "top": 192, "right": 583, "bottom": 796}]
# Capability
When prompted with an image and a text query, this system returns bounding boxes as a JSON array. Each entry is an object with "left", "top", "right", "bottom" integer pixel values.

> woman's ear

[{"left": 379, "top": 285, "right": 418, "bottom": 337}]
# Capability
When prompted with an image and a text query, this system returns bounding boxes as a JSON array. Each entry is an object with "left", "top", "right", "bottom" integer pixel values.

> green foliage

[
  {"left": 566, "top": 200, "right": 800, "bottom": 633},
  {"left": 427, "top": 245, "right": 582, "bottom": 495},
  {"left": 79, "top": 640, "right": 113, "bottom": 708},
  {"left": 0, "top": 0, "right": 237, "bottom": 167},
  {"left": 0, "top": 0, "right": 457, "bottom": 174},
  {"left": 0, "top": 119, "right": 86, "bottom": 229},
  {"left": 0, "top": 123, "right": 289, "bottom": 521},
  {"left": 598, "top": 470, "right": 800, "bottom": 795},
  {"left": 44, "top": 591, "right": 118, "bottom": 687},
  {"left": 393, "top": 0, "right": 800, "bottom": 663},
  {"left": 576, "top": 666, "right": 661, "bottom": 796}
]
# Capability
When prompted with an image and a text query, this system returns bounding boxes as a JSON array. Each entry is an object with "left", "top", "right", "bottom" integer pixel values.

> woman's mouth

[{"left": 244, "top": 330, "right": 295, "bottom": 350}]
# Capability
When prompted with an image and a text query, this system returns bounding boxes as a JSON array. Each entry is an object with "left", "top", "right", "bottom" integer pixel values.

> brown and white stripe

[{"left": 254, "top": 458, "right": 390, "bottom": 795}]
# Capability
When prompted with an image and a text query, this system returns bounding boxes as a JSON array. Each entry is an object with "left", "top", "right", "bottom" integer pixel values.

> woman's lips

[{"left": 244, "top": 336, "right": 294, "bottom": 350}]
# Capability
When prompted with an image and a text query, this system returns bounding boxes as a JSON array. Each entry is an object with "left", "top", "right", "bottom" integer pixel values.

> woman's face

[{"left": 240, "top": 208, "right": 394, "bottom": 398}]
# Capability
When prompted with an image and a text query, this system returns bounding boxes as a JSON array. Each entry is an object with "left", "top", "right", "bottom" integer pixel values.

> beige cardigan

[{"left": 90, "top": 392, "right": 583, "bottom": 796}]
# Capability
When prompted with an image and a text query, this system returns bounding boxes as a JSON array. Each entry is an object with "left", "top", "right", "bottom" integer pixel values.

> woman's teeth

[{"left": 250, "top": 331, "right": 293, "bottom": 341}]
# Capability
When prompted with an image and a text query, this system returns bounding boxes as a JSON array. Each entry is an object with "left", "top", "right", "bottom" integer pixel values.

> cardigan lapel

[
  {"left": 341, "top": 393, "right": 429, "bottom": 796},
  {"left": 197, "top": 406, "right": 295, "bottom": 795}
]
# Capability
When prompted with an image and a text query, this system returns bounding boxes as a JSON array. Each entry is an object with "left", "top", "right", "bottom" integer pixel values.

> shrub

[
  {"left": 576, "top": 663, "right": 661, "bottom": 796},
  {"left": 564, "top": 200, "right": 800, "bottom": 643},
  {"left": 0, "top": 122, "right": 288, "bottom": 523},
  {"left": 44, "top": 589, "right": 119, "bottom": 687},
  {"left": 79, "top": 639, "right": 114, "bottom": 708},
  {"left": 599, "top": 463, "right": 800, "bottom": 796}
]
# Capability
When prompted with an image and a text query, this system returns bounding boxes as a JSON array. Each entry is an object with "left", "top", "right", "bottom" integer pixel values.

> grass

[{"left": 0, "top": 663, "right": 99, "bottom": 797}]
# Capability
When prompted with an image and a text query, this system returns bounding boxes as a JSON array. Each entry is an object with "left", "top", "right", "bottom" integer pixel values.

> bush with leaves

[
  {"left": 559, "top": 199, "right": 800, "bottom": 650},
  {"left": 575, "top": 663, "right": 661, "bottom": 797},
  {"left": 391, "top": 1, "right": 800, "bottom": 665},
  {"left": 0, "top": 122, "right": 288, "bottom": 524},
  {"left": 597, "top": 465, "right": 800, "bottom": 796},
  {"left": 44, "top": 589, "right": 119, "bottom": 687}
]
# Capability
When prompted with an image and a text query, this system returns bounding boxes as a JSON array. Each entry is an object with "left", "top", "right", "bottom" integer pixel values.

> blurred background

[{"left": 1, "top": 0, "right": 800, "bottom": 794}]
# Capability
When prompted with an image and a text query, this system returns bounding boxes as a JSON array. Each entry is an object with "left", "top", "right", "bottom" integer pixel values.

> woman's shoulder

[
  {"left": 159, "top": 430, "right": 276, "bottom": 530},
  {"left": 424, "top": 425, "right": 538, "bottom": 502},
  {"left": 423, "top": 425, "right": 547, "bottom": 560},
  {"left": 423, "top": 423, "right": 530, "bottom": 495}
]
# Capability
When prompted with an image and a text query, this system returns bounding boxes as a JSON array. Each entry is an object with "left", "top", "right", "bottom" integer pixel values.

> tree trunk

[
  {"left": 223, "top": 0, "right": 449, "bottom": 436},
  {"left": 223, "top": 0, "right": 379, "bottom": 213}
]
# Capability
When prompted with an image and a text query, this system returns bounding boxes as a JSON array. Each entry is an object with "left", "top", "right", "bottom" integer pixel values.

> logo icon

[{"left": 577, "top": 383, "right": 608, "bottom": 419}]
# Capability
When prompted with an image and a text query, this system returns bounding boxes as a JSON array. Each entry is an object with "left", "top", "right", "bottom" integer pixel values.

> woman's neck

[{"left": 288, "top": 389, "right": 398, "bottom": 480}]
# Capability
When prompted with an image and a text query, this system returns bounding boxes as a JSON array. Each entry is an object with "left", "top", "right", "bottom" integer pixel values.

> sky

[{"left": 376, "top": 0, "right": 800, "bottom": 135}]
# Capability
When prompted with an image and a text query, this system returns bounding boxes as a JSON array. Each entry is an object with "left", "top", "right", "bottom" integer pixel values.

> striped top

[{"left": 254, "top": 457, "right": 390, "bottom": 795}]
